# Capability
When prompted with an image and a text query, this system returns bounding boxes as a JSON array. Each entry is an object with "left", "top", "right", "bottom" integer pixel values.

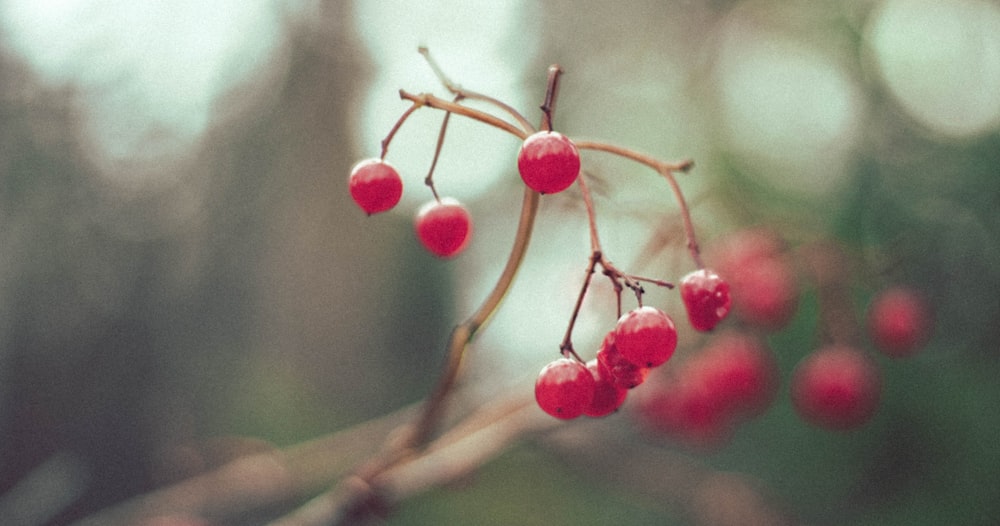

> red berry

[
  {"left": 595, "top": 330, "right": 649, "bottom": 389},
  {"left": 414, "top": 198, "right": 472, "bottom": 258},
  {"left": 867, "top": 287, "right": 932, "bottom": 358},
  {"left": 535, "top": 358, "right": 596, "bottom": 420},
  {"left": 632, "top": 332, "right": 777, "bottom": 450},
  {"left": 516, "top": 131, "right": 581, "bottom": 194},
  {"left": 680, "top": 268, "right": 732, "bottom": 331},
  {"left": 708, "top": 227, "right": 785, "bottom": 271},
  {"left": 632, "top": 370, "right": 734, "bottom": 450},
  {"left": 349, "top": 158, "right": 403, "bottom": 215},
  {"left": 730, "top": 257, "right": 798, "bottom": 330},
  {"left": 583, "top": 359, "right": 628, "bottom": 417},
  {"left": 613, "top": 306, "right": 678, "bottom": 368},
  {"left": 691, "top": 332, "right": 778, "bottom": 419},
  {"left": 707, "top": 228, "right": 798, "bottom": 331},
  {"left": 791, "top": 345, "right": 881, "bottom": 431}
]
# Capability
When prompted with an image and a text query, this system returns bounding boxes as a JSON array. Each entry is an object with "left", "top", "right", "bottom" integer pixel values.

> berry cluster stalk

[
  {"left": 330, "top": 54, "right": 705, "bottom": 524},
  {"left": 573, "top": 140, "right": 700, "bottom": 268},
  {"left": 399, "top": 67, "right": 563, "bottom": 451},
  {"left": 558, "top": 172, "right": 674, "bottom": 359}
]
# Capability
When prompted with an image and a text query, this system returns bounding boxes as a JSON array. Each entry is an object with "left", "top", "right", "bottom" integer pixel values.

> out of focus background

[{"left": 0, "top": 1, "right": 998, "bottom": 525}]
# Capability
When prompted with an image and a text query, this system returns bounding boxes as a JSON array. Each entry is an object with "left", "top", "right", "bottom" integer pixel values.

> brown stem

[
  {"left": 271, "top": 391, "right": 553, "bottom": 526},
  {"left": 263, "top": 185, "right": 541, "bottom": 526},
  {"left": 380, "top": 102, "right": 422, "bottom": 159},
  {"left": 557, "top": 172, "right": 675, "bottom": 351},
  {"left": 399, "top": 90, "right": 530, "bottom": 139},
  {"left": 577, "top": 171, "right": 602, "bottom": 253},
  {"left": 574, "top": 140, "right": 702, "bottom": 268},
  {"left": 406, "top": 186, "right": 540, "bottom": 449},
  {"left": 660, "top": 164, "right": 704, "bottom": 269},
  {"left": 418, "top": 46, "right": 535, "bottom": 135},
  {"left": 540, "top": 64, "right": 564, "bottom": 131},
  {"left": 424, "top": 98, "right": 463, "bottom": 201},
  {"left": 559, "top": 252, "right": 601, "bottom": 360}
]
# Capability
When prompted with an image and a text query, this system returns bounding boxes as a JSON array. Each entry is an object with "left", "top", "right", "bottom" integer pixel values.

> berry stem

[
  {"left": 574, "top": 140, "right": 702, "bottom": 269},
  {"left": 402, "top": 62, "right": 565, "bottom": 449},
  {"left": 418, "top": 46, "right": 535, "bottom": 135},
  {"left": 577, "top": 168, "right": 603, "bottom": 254},
  {"left": 557, "top": 173, "right": 675, "bottom": 352},
  {"left": 540, "top": 64, "right": 563, "bottom": 132},
  {"left": 380, "top": 102, "right": 422, "bottom": 160},
  {"left": 424, "top": 97, "right": 464, "bottom": 202},
  {"left": 398, "top": 90, "right": 531, "bottom": 139},
  {"left": 559, "top": 251, "right": 601, "bottom": 360}
]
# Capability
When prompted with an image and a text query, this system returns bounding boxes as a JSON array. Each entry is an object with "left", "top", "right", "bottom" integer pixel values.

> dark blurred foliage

[
  {"left": 0, "top": 3, "right": 452, "bottom": 523},
  {"left": 0, "top": 1, "right": 998, "bottom": 526}
]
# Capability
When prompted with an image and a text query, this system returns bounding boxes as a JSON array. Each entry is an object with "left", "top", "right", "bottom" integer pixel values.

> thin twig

[
  {"left": 399, "top": 90, "right": 529, "bottom": 140},
  {"left": 418, "top": 47, "right": 535, "bottom": 135},
  {"left": 380, "top": 102, "right": 421, "bottom": 159},
  {"left": 423, "top": 97, "right": 464, "bottom": 201},
  {"left": 559, "top": 251, "right": 602, "bottom": 360},
  {"left": 540, "top": 64, "right": 564, "bottom": 131},
  {"left": 574, "top": 140, "right": 702, "bottom": 268},
  {"left": 556, "top": 172, "right": 675, "bottom": 353}
]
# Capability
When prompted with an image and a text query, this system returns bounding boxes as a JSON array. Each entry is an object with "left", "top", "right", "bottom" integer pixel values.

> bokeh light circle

[
  {"left": 713, "top": 19, "right": 864, "bottom": 200},
  {"left": 866, "top": 0, "right": 1000, "bottom": 138}
]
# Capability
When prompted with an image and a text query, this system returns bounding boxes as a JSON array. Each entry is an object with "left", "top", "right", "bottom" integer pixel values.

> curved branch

[
  {"left": 398, "top": 90, "right": 531, "bottom": 140},
  {"left": 407, "top": 185, "right": 540, "bottom": 449}
]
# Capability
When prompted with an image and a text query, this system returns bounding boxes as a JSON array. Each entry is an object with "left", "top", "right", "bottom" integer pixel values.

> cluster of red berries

[
  {"left": 790, "top": 286, "right": 932, "bottom": 431},
  {"left": 630, "top": 228, "right": 935, "bottom": 447},
  {"left": 535, "top": 268, "right": 735, "bottom": 421},
  {"left": 350, "top": 126, "right": 741, "bottom": 422},
  {"left": 634, "top": 331, "right": 778, "bottom": 448},
  {"left": 348, "top": 130, "right": 582, "bottom": 258},
  {"left": 350, "top": 61, "right": 934, "bottom": 453},
  {"left": 535, "top": 306, "right": 678, "bottom": 419}
]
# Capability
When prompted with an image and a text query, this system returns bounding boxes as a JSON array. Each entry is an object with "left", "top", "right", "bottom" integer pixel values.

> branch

[
  {"left": 417, "top": 46, "right": 535, "bottom": 134},
  {"left": 69, "top": 406, "right": 419, "bottom": 526},
  {"left": 269, "top": 388, "right": 556, "bottom": 526},
  {"left": 71, "top": 386, "right": 799, "bottom": 526},
  {"left": 398, "top": 90, "right": 530, "bottom": 140}
]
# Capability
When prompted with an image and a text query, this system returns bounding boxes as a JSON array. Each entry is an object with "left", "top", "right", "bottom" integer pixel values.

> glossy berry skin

[
  {"left": 614, "top": 306, "right": 678, "bottom": 368},
  {"left": 596, "top": 331, "right": 649, "bottom": 389},
  {"left": 414, "top": 198, "right": 472, "bottom": 258},
  {"left": 516, "top": 131, "right": 581, "bottom": 194},
  {"left": 349, "top": 158, "right": 403, "bottom": 215},
  {"left": 791, "top": 345, "right": 881, "bottom": 431},
  {"left": 867, "top": 287, "right": 932, "bottom": 358},
  {"left": 535, "top": 358, "right": 596, "bottom": 420},
  {"left": 583, "top": 359, "right": 629, "bottom": 417},
  {"left": 680, "top": 268, "right": 732, "bottom": 331}
]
